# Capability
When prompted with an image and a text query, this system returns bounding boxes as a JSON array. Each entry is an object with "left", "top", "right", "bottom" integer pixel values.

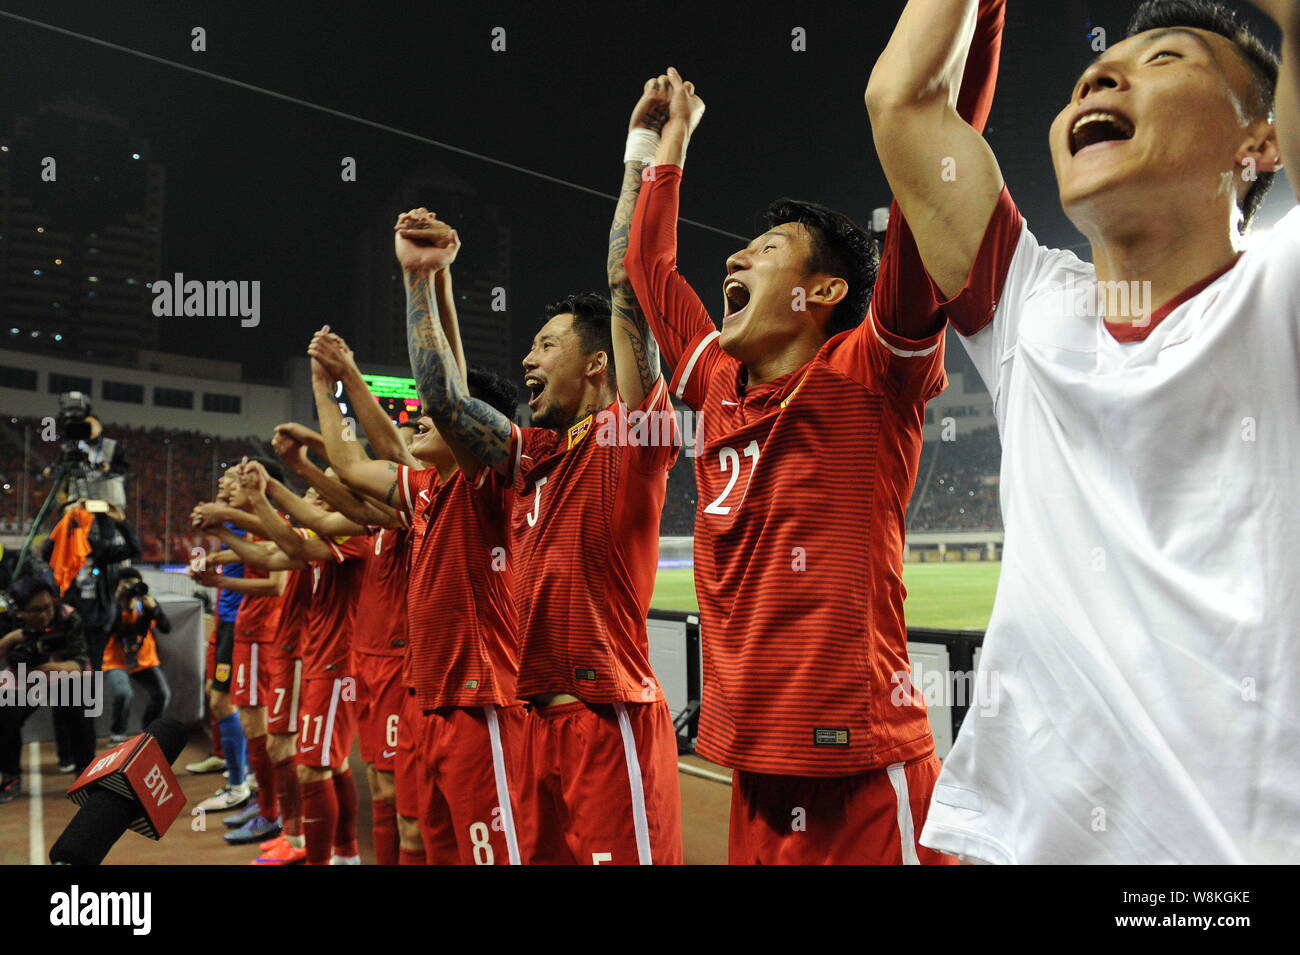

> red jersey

[
  {"left": 394, "top": 464, "right": 518, "bottom": 710},
  {"left": 300, "top": 536, "right": 368, "bottom": 678},
  {"left": 234, "top": 534, "right": 282, "bottom": 644},
  {"left": 271, "top": 559, "right": 313, "bottom": 658},
  {"left": 507, "top": 379, "right": 677, "bottom": 703},
  {"left": 622, "top": 5, "right": 1002, "bottom": 776},
  {"left": 350, "top": 527, "right": 409, "bottom": 658}
]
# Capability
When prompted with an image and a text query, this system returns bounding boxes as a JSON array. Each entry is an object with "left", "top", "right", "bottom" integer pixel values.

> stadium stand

[
  {"left": 907, "top": 426, "right": 1003, "bottom": 532},
  {"left": 0, "top": 416, "right": 264, "bottom": 562}
]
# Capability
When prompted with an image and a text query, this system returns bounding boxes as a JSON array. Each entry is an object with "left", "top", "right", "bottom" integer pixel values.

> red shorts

[
  {"left": 355, "top": 654, "right": 406, "bottom": 770},
  {"left": 232, "top": 641, "right": 272, "bottom": 708},
  {"left": 295, "top": 675, "right": 357, "bottom": 770},
  {"left": 265, "top": 653, "right": 302, "bottom": 735},
  {"left": 515, "top": 700, "right": 682, "bottom": 865},
  {"left": 728, "top": 752, "right": 957, "bottom": 865},
  {"left": 394, "top": 690, "right": 424, "bottom": 819},
  {"left": 418, "top": 705, "right": 524, "bottom": 866}
]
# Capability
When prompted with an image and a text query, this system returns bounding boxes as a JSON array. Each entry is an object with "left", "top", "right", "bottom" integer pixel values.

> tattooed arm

[
  {"left": 396, "top": 209, "right": 514, "bottom": 479},
  {"left": 307, "top": 327, "right": 420, "bottom": 470},
  {"left": 609, "top": 80, "right": 665, "bottom": 409}
]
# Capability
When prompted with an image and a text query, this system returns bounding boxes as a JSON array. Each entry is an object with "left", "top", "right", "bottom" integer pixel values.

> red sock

[
  {"left": 300, "top": 779, "right": 337, "bottom": 865},
  {"left": 331, "top": 770, "right": 359, "bottom": 858},
  {"left": 398, "top": 847, "right": 426, "bottom": 865},
  {"left": 274, "top": 757, "right": 301, "bottom": 836},
  {"left": 246, "top": 735, "right": 278, "bottom": 821},
  {"left": 210, "top": 707, "right": 224, "bottom": 760},
  {"left": 371, "top": 797, "right": 398, "bottom": 866}
]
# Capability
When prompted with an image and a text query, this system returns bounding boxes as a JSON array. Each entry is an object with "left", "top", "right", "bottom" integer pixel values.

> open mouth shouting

[
  {"left": 525, "top": 373, "right": 547, "bottom": 411},
  {"left": 723, "top": 276, "right": 751, "bottom": 322},
  {"left": 1068, "top": 108, "right": 1136, "bottom": 157}
]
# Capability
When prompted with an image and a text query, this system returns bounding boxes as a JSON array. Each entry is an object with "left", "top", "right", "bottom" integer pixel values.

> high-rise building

[
  {"left": 0, "top": 95, "right": 164, "bottom": 364},
  {"left": 351, "top": 161, "right": 511, "bottom": 379}
]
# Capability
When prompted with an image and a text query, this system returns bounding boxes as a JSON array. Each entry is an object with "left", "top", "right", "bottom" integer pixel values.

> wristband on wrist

[{"left": 624, "top": 128, "right": 661, "bottom": 166}]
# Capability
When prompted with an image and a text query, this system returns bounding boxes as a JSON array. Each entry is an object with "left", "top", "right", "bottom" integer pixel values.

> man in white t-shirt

[{"left": 867, "top": 0, "right": 1298, "bottom": 862}]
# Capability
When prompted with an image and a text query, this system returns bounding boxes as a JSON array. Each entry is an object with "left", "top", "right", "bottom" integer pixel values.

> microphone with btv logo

[{"left": 50, "top": 717, "right": 188, "bottom": 865}]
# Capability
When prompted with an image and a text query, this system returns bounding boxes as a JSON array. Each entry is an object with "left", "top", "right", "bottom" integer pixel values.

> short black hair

[
  {"left": 8, "top": 575, "right": 56, "bottom": 608},
  {"left": 761, "top": 199, "right": 879, "bottom": 338},
  {"left": 468, "top": 367, "right": 518, "bottom": 420},
  {"left": 248, "top": 455, "right": 285, "bottom": 484},
  {"left": 118, "top": 567, "right": 143, "bottom": 582},
  {"left": 1126, "top": 0, "right": 1280, "bottom": 231},
  {"left": 543, "top": 292, "right": 615, "bottom": 379}
]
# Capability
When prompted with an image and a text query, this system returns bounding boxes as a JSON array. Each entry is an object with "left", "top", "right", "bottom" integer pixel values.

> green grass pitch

[{"left": 651, "top": 560, "right": 1001, "bottom": 631}]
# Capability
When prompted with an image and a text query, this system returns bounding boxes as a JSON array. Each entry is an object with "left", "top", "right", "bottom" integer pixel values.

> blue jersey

[{"left": 216, "top": 523, "right": 245, "bottom": 621}]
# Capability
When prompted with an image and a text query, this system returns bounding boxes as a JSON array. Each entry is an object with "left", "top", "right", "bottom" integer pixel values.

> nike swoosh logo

[
  {"left": 300, "top": 746, "right": 316, "bottom": 752},
  {"left": 418, "top": 490, "right": 430, "bottom": 502},
  {"left": 302, "top": 818, "right": 324, "bottom": 824},
  {"left": 382, "top": 750, "right": 397, "bottom": 759},
  {"left": 720, "top": 400, "right": 739, "bottom": 406}
]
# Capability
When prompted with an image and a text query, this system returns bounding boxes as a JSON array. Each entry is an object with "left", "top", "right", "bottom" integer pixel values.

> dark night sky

[{"left": 0, "top": 0, "right": 1287, "bottom": 382}]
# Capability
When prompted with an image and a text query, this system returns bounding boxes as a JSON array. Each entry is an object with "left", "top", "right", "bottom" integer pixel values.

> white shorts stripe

[
  {"left": 289, "top": 659, "right": 302, "bottom": 733},
  {"left": 675, "top": 330, "right": 720, "bottom": 400},
  {"left": 483, "top": 706, "right": 521, "bottom": 866},
  {"left": 249, "top": 644, "right": 259, "bottom": 706},
  {"left": 613, "top": 702, "right": 653, "bottom": 865},
  {"left": 886, "top": 761, "right": 921, "bottom": 865},
  {"left": 320, "top": 678, "right": 343, "bottom": 768}
]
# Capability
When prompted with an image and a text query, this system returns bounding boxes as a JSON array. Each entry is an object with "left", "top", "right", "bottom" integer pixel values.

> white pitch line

[
  {"left": 27, "top": 741, "right": 44, "bottom": 866},
  {"left": 678, "top": 760, "right": 732, "bottom": 785}
]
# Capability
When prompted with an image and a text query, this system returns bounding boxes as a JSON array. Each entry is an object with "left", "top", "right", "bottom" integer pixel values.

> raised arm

[
  {"left": 265, "top": 475, "right": 368, "bottom": 540},
  {"left": 191, "top": 501, "right": 271, "bottom": 537},
  {"left": 431, "top": 267, "right": 468, "bottom": 385},
  {"left": 274, "top": 412, "right": 401, "bottom": 526},
  {"left": 211, "top": 527, "right": 277, "bottom": 567},
  {"left": 866, "top": 0, "right": 1006, "bottom": 300},
  {"left": 239, "top": 461, "right": 336, "bottom": 563},
  {"left": 624, "top": 69, "right": 719, "bottom": 397},
  {"left": 308, "top": 327, "right": 420, "bottom": 468},
  {"left": 608, "top": 78, "right": 671, "bottom": 408},
  {"left": 397, "top": 210, "right": 513, "bottom": 478}
]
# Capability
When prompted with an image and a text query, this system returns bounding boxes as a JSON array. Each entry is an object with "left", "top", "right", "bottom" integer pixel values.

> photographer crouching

[
  {"left": 0, "top": 577, "right": 98, "bottom": 802},
  {"left": 103, "top": 568, "right": 171, "bottom": 745}
]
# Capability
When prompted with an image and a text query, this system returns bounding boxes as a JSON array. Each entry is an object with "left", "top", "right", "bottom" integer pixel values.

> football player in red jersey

[
  {"left": 396, "top": 196, "right": 683, "bottom": 864},
  {"left": 620, "top": 6, "right": 1004, "bottom": 864},
  {"left": 314, "top": 293, "right": 527, "bottom": 865},
  {"left": 190, "top": 459, "right": 288, "bottom": 837},
  {"left": 215, "top": 462, "right": 368, "bottom": 865}
]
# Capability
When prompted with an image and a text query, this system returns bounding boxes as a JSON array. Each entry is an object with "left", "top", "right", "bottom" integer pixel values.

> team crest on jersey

[
  {"left": 813, "top": 728, "right": 849, "bottom": 746},
  {"left": 574, "top": 667, "right": 597, "bottom": 682},
  {"left": 464, "top": 679, "right": 479, "bottom": 689},
  {"left": 566, "top": 414, "right": 594, "bottom": 449}
]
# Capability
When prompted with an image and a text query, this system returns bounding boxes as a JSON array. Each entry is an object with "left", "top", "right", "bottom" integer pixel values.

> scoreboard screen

[{"left": 360, "top": 373, "right": 421, "bottom": 423}]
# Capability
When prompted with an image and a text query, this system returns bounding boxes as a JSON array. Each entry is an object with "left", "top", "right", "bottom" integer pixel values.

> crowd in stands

[
  {"left": 907, "top": 426, "right": 1003, "bottom": 532},
  {"left": 0, "top": 416, "right": 261, "bottom": 561},
  {"left": 1, "top": 418, "right": 1005, "bottom": 549}
]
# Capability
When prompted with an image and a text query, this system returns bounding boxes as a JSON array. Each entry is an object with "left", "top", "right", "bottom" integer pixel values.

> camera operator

[
  {"left": 0, "top": 577, "right": 97, "bottom": 802},
  {"left": 72, "top": 414, "right": 128, "bottom": 510},
  {"left": 103, "top": 568, "right": 171, "bottom": 745},
  {"left": 41, "top": 500, "right": 142, "bottom": 669}
]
